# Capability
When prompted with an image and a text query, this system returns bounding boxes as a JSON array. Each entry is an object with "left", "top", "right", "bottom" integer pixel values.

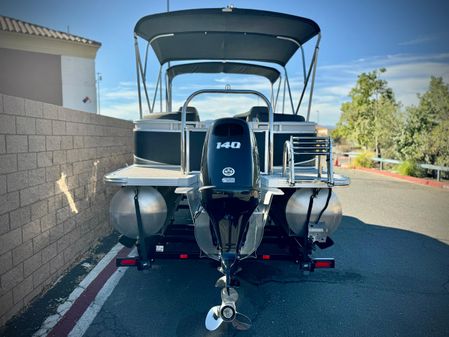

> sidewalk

[{"left": 354, "top": 167, "right": 449, "bottom": 190}]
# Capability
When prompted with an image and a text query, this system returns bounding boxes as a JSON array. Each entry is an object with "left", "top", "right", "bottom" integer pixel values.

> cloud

[
  {"left": 102, "top": 81, "right": 157, "bottom": 101},
  {"left": 319, "top": 85, "right": 353, "bottom": 97},
  {"left": 192, "top": 95, "right": 261, "bottom": 120},
  {"left": 382, "top": 62, "right": 449, "bottom": 80},
  {"left": 99, "top": 52, "right": 449, "bottom": 126},
  {"left": 100, "top": 102, "right": 142, "bottom": 121},
  {"left": 175, "top": 75, "right": 274, "bottom": 94},
  {"left": 317, "top": 53, "right": 449, "bottom": 75},
  {"left": 309, "top": 52, "right": 449, "bottom": 124},
  {"left": 103, "top": 90, "right": 137, "bottom": 100},
  {"left": 398, "top": 35, "right": 437, "bottom": 46},
  {"left": 118, "top": 81, "right": 136, "bottom": 87}
]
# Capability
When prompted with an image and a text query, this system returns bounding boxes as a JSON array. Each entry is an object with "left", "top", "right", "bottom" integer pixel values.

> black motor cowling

[{"left": 200, "top": 118, "right": 260, "bottom": 255}]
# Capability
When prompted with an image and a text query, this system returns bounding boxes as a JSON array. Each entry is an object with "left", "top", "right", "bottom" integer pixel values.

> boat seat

[
  {"left": 142, "top": 106, "right": 200, "bottom": 122},
  {"left": 247, "top": 106, "right": 305, "bottom": 122},
  {"left": 233, "top": 111, "right": 250, "bottom": 121}
]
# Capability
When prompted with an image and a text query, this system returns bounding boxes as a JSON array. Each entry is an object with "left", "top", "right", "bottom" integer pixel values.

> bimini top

[
  {"left": 135, "top": 7, "right": 320, "bottom": 66},
  {"left": 167, "top": 61, "right": 281, "bottom": 84}
]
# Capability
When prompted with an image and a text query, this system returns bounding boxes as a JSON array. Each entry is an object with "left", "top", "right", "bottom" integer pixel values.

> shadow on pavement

[{"left": 83, "top": 216, "right": 449, "bottom": 337}]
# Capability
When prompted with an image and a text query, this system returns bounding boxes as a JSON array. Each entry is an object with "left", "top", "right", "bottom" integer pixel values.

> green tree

[
  {"left": 397, "top": 76, "right": 449, "bottom": 165},
  {"left": 426, "top": 120, "right": 449, "bottom": 166},
  {"left": 333, "top": 68, "right": 400, "bottom": 157}
]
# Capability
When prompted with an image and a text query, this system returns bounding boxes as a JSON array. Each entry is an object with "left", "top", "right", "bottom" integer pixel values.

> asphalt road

[{"left": 84, "top": 169, "right": 449, "bottom": 337}]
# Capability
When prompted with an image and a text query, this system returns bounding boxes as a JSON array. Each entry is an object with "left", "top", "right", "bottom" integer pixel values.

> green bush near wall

[
  {"left": 353, "top": 151, "right": 375, "bottom": 168},
  {"left": 397, "top": 160, "right": 425, "bottom": 178}
]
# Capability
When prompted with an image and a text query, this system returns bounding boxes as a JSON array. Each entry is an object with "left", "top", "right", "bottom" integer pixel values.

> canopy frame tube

[
  {"left": 135, "top": 34, "right": 152, "bottom": 118},
  {"left": 165, "top": 70, "right": 171, "bottom": 112},
  {"left": 295, "top": 33, "right": 321, "bottom": 120},
  {"left": 273, "top": 75, "right": 282, "bottom": 112},
  {"left": 283, "top": 67, "right": 295, "bottom": 115},
  {"left": 151, "top": 65, "right": 163, "bottom": 113},
  {"left": 134, "top": 31, "right": 321, "bottom": 119},
  {"left": 165, "top": 61, "right": 282, "bottom": 113}
]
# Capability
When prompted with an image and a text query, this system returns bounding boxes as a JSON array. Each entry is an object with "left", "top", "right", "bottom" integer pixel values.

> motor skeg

[{"left": 200, "top": 118, "right": 260, "bottom": 253}]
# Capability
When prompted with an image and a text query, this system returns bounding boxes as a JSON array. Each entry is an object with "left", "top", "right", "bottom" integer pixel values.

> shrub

[
  {"left": 397, "top": 160, "right": 425, "bottom": 177},
  {"left": 353, "top": 151, "right": 375, "bottom": 168}
]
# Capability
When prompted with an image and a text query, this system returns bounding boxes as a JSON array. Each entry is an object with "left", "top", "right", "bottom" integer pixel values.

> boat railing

[
  {"left": 282, "top": 136, "right": 334, "bottom": 185},
  {"left": 180, "top": 89, "right": 274, "bottom": 174}
]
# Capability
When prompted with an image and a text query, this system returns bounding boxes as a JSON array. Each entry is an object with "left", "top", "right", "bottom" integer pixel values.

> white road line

[
  {"left": 32, "top": 243, "right": 125, "bottom": 337},
  {"left": 68, "top": 247, "right": 137, "bottom": 337},
  {"left": 78, "top": 243, "right": 125, "bottom": 289},
  {"left": 67, "top": 267, "right": 128, "bottom": 337}
]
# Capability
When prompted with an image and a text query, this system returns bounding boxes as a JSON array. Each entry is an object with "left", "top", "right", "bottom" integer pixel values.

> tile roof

[{"left": 0, "top": 15, "right": 101, "bottom": 47}]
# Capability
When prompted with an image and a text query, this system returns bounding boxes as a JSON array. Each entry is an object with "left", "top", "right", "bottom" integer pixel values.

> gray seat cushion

[{"left": 247, "top": 106, "right": 305, "bottom": 122}]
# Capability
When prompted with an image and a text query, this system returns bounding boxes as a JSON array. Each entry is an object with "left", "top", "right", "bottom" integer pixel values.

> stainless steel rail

[
  {"left": 283, "top": 136, "right": 334, "bottom": 185},
  {"left": 180, "top": 89, "right": 273, "bottom": 174}
]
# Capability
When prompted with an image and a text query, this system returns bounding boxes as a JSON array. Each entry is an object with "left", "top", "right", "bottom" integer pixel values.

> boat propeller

[{"left": 205, "top": 287, "right": 252, "bottom": 331}]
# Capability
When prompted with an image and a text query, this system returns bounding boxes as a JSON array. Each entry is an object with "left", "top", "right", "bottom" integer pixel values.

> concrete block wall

[{"left": 0, "top": 94, "right": 133, "bottom": 326}]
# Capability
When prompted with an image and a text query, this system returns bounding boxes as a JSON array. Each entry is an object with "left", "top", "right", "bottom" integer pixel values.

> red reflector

[
  {"left": 262, "top": 255, "right": 271, "bottom": 260},
  {"left": 179, "top": 254, "right": 189, "bottom": 259},
  {"left": 120, "top": 258, "right": 137, "bottom": 266},
  {"left": 314, "top": 260, "right": 333, "bottom": 268}
]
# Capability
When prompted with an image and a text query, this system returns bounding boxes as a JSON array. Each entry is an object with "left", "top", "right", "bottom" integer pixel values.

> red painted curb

[
  {"left": 355, "top": 167, "right": 449, "bottom": 189},
  {"left": 48, "top": 246, "right": 131, "bottom": 337}
]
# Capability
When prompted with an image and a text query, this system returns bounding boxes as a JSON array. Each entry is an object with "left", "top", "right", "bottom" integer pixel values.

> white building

[{"left": 0, "top": 15, "right": 101, "bottom": 113}]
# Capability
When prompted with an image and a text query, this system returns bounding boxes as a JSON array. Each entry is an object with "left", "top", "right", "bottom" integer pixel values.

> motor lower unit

[{"left": 110, "top": 186, "right": 167, "bottom": 238}]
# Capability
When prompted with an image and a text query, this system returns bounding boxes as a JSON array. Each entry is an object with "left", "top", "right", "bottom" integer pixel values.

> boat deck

[
  {"left": 104, "top": 165, "right": 349, "bottom": 188},
  {"left": 104, "top": 165, "right": 198, "bottom": 186},
  {"left": 262, "top": 169, "right": 350, "bottom": 188}
]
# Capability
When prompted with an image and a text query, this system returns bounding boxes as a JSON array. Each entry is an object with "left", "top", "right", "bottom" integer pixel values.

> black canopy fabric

[
  {"left": 167, "top": 62, "right": 281, "bottom": 84},
  {"left": 135, "top": 8, "right": 320, "bottom": 66}
]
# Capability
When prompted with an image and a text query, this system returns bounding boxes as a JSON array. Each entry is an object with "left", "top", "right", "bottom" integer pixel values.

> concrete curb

[{"left": 355, "top": 167, "right": 449, "bottom": 190}]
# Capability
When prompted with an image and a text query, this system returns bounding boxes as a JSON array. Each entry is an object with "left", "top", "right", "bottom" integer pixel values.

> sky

[{"left": 1, "top": 0, "right": 449, "bottom": 125}]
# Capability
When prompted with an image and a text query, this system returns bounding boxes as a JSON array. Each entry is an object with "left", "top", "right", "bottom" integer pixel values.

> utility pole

[{"left": 96, "top": 72, "right": 102, "bottom": 114}]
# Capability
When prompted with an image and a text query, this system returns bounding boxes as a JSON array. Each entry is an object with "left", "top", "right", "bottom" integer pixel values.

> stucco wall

[
  {"left": 0, "top": 94, "right": 133, "bottom": 326},
  {"left": 61, "top": 55, "right": 97, "bottom": 113},
  {"left": 0, "top": 48, "right": 63, "bottom": 106}
]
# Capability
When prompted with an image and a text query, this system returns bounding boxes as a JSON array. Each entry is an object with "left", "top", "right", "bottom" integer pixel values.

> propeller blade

[
  {"left": 205, "top": 306, "right": 223, "bottom": 331},
  {"left": 232, "top": 312, "right": 252, "bottom": 331}
]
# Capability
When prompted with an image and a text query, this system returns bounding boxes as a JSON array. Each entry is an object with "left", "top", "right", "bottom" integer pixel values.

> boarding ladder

[{"left": 282, "top": 136, "right": 334, "bottom": 185}]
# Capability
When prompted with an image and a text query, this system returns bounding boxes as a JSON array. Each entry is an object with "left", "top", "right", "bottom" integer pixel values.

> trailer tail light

[
  {"left": 313, "top": 259, "right": 335, "bottom": 269},
  {"left": 116, "top": 257, "right": 138, "bottom": 267},
  {"left": 262, "top": 255, "right": 271, "bottom": 260},
  {"left": 179, "top": 253, "right": 189, "bottom": 259}
]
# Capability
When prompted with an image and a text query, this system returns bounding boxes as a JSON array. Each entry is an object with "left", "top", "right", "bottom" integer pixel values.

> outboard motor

[{"left": 200, "top": 118, "right": 260, "bottom": 265}]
